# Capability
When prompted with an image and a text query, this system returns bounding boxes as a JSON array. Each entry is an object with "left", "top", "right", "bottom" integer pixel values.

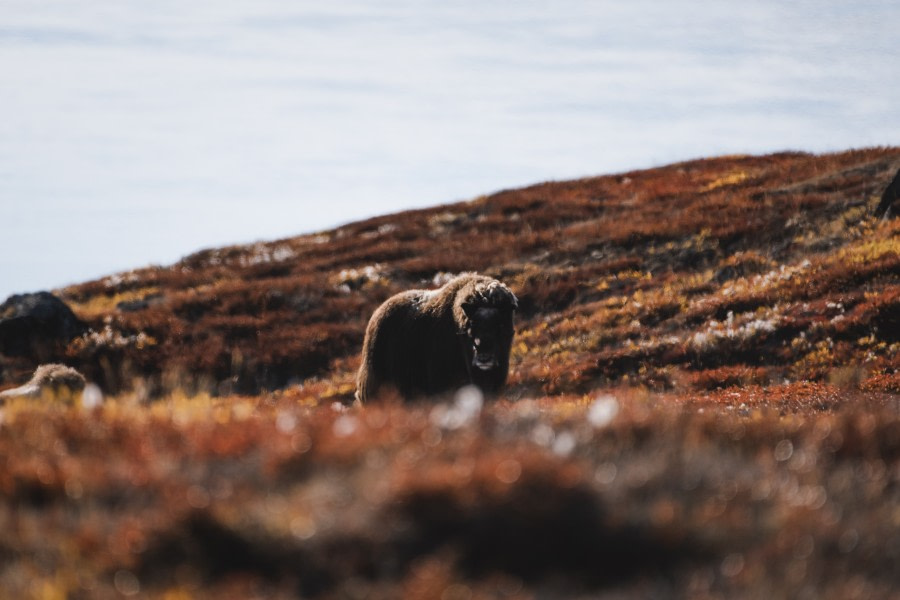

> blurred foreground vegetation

[{"left": 1, "top": 148, "right": 899, "bottom": 598}]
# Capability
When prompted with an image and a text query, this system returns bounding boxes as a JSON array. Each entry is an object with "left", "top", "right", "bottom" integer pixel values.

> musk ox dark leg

[
  {"left": 356, "top": 293, "right": 420, "bottom": 403},
  {"left": 355, "top": 352, "right": 374, "bottom": 404},
  {"left": 356, "top": 307, "right": 387, "bottom": 404}
]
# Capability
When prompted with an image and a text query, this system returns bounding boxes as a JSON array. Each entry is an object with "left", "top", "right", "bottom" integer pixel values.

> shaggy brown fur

[
  {"left": 356, "top": 273, "right": 517, "bottom": 403},
  {"left": 0, "top": 363, "right": 86, "bottom": 403},
  {"left": 875, "top": 166, "right": 900, "bottom": 218}
]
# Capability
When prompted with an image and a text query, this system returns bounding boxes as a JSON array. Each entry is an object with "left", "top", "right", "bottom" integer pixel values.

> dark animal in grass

[
  {"left": 874, "top": 166, "right": 900, "bottom": 219},
  {"left": 0, "top": 291, "right": 86, "bottom": 359},
  {"left": 356, "top": 273, "right": 518, "bottom": 403},
  {"left": 0, "top": 363, "right": 86, "bottom": 403}
]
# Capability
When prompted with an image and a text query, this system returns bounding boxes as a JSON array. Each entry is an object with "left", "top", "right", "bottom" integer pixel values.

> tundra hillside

[{"left": 1, "top": 148, "right": 899, "bottom": 598}]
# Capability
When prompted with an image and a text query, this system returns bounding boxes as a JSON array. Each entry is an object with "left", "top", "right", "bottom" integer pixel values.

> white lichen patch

[
  {"left": 360, "top": 223, "right": 398, "bottom": 240},
  {"left": 717, "top": 259, "right": 813, "bottom": 300},
  {"left": 428, "top": 211, "right": 464, "bottom": 233},
  {"left": 333, "top": 264, "right": 386, "bottom": 292},
  {"left": 239, "top": 243, "right": 297, "bottom": 267},
  {"left": 103, "top": 270, "right": 142, "bottom": 288},
  {"left": 72, "top": 325, "right": 156, "bottom": 351},
  {"left": 690, "top": 309, "right": 781, "bottom": 351}
]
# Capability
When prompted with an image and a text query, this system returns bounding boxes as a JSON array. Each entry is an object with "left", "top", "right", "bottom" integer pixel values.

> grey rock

[{"left": 0, "top": 292, "right": 86, "bottom": 357}]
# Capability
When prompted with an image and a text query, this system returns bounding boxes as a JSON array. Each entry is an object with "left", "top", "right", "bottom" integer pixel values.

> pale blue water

[{"left": 2, "top": 1, "right": 899, "bottom": 299}]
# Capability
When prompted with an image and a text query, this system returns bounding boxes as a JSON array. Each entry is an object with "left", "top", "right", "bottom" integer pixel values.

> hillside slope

[
  {"left": 1, "top": 148, "right": 899, "bottom": 599},
  {"left": 14, "top": 147, "right": 898, "bottom": 400}
]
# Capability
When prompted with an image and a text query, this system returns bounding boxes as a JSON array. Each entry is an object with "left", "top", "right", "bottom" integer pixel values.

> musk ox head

[{"left": 456, "top": 279, "right": 518, "bottom": 374}]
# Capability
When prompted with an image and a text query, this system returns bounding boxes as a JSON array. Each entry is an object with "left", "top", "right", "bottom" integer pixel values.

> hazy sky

[{"left": 2, "top": 1, "right": 899, "bottom": 299}]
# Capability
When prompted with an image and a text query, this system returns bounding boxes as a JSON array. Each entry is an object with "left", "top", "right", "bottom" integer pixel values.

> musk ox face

[{"left": 463, "top": 303, "right": 515, "bottom": 372}]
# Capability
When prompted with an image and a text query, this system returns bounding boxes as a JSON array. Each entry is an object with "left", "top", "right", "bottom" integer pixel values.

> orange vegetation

[{"left": 1, "top": 148, "right": 899, "bottom": 598}]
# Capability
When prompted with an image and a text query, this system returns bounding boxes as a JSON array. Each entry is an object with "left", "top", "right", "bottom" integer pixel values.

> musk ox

[{"left": 356, "top": 273, "right": 518, "bottom": 403}]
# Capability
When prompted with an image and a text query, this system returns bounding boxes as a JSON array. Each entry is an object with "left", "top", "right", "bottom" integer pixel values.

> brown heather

[{"left": 1, "top": 148, "right": 899, "bottom": 598}]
